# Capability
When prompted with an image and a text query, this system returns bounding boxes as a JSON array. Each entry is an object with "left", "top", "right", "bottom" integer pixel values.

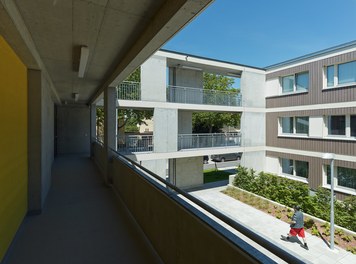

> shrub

[{"left": 233, "top": 166, "right": 356, "bottom": 232}]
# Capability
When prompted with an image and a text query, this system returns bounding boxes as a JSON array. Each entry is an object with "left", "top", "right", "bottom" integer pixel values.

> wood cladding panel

[
  {"left": 266, "top": 51, "right": 356, "bottom": 108},
  {"left": 266, "top": 110, "right": 356, "bottom": 156},
  {"left": 266, "top": 151, "right": 352, "bottom": 200}
]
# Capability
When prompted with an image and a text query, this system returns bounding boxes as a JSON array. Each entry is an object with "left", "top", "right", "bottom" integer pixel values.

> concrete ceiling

[{"left": 0, "top": 0, "right": 213, "bottom": 104}]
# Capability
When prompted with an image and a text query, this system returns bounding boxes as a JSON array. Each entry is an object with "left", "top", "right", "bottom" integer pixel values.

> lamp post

[{"left": 322, "top": 153, "right": 335, "bottom": 250}]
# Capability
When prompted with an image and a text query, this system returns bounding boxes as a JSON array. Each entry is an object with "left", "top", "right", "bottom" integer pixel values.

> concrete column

[
  {"left": 240, "top": 70, "right": 266, "bottom": 172},
  {"left": 141, "top": 55, "right": 167, "bottom": 102},
  {"left": 28, "top": 69, "right": 43, "bottom": 214},
  {"left": 90, "top": 103, "right": 96, "bottom": 157},
  {"left": 153, "top": 108, "right": 178, "bottom": 153},
  {"left": 104, "top": 86, "right": 117, "bottom": 183},
  {"left": 28, "top": 69, "right": 55, "bottom": 214}
]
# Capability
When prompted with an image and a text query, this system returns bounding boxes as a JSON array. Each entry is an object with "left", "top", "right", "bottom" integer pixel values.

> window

[
  {"left": 280, "top": 116, "right": 309, "bottom": 135},
  {"left": 338, "top": 61, "right": 356, "bottom": 85},
  {"left": 281, "top": 72, "right": 309, "bottom": 93},
  {"left": 281, "top": 158, "right": 293, "bottom": 175},
  {"left": 281, "top": 158, "right": 308, "bottom": 179},
  {"left": 281, "top": 117, "right": 293, "bottom": 133},
  {"left": 296, "top": 117, "right": 309, "bottom": 134},
  {"left": 325, "top": 165, "right": 356, "bottom": 191},
  {"left": 326, "top": 65, "right": 334, "bottom": 87},
  {"left": 325, "top": 60, "right": 356, "bottom": 87},
  {"left": 351, "top": 115, "right": 356, "bottom": 137},
  {"left": 327, "top": 115, "right": 345, "bottom": 136}
]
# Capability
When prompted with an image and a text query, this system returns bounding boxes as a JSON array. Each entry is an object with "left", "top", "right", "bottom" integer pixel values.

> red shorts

[{"left": 289, "top": 228, "right": 305, "bottom": 238}]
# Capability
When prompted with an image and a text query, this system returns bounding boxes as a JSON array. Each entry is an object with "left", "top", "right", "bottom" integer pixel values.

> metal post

[
  {"left": 322, "top": 153, "right": 335, "bottom": 251},
  {"left": 330, "top": 158, "right": 335, "bottom": 250}
]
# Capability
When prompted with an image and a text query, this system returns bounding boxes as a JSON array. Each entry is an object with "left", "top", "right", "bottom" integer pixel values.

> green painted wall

[{"left": 0, "top": 36, "right": 28, "bottom": 261}]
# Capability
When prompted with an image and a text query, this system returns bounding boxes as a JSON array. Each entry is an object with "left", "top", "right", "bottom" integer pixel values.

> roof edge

[
  {"left": 159, "top": 48, "right": 266, "bottom": 71},
  {"left": 265, "top": 40, "right": 356, "bottom": 70}
]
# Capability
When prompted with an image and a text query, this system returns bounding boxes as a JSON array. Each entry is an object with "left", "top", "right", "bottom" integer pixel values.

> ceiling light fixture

[
  {"left": 227, "top": 72, "right": 241, "bottom": 78},
  {"left": 78, "top": 46, "right": 89, "bottom": 78},
  {"left": 73, "top": 92, "right": 79, "bottom": 102}
]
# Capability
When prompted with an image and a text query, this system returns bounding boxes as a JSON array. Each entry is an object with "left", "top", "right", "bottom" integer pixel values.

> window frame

[
  {"left": 324, "top": 60, "right": 356, "bottom": 89},
  {"left": 280, "top": 71, "right": 309, "bottom": 94},
  {"left": 323, "top": 164, "right": 356, "bottom": 195},
  {"left": 279, "top": 116, "right": 309, "bottom": 136},
  {"left": 325, "top": 115, "right": 356, "bottom": 139},
  {"left": 280, "top": 158, "right": 309, "bottom": 181}
]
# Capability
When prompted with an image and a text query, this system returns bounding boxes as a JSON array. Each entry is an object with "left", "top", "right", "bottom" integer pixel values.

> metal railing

[
  {"left": 104, "top": 144, "right": 308, "bottom": 264},
  {"left": 178, "top": 132, "right": 241, "bottom": 150},
  {"left": 117, "top": 81, "right": 141, "bottom": 100},
  {"left": 117, "top": 134, "right": 153, "bottom": 153},
  {"left": 167, "top": 85, "right": 242, "bottom": 106}
]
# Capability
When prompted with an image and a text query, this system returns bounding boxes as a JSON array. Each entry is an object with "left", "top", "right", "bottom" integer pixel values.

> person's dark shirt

[{"left": 291, "top": 210, "right": 304, "bottom": 228}]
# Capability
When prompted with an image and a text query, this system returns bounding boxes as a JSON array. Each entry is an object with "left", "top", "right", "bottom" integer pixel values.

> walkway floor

[
  {"left": 189, "top": 183, "right": 356, "bottom": 264},
  {"left": 3, "top": 155, "right": 161, "bottom": 264}
]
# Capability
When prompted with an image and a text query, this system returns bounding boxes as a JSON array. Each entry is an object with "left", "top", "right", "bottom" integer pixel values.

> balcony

[
  {"left": 117, "top": 82, "right": 242, "bottom": 107},
  {"left": 167, "top": 85, "right": 241, "bottom": 106},
  {"left": 178, "top": 132, "right": 241, "bottom": 150},
  {"left": 117, "top": 81, "right": 141, "bottom": 100},
  {"left": 117, "top": 134, "right": 153, "bottom": 153},
  {"left": 115, "top": 133, "right": 241, "bottom": 154}
]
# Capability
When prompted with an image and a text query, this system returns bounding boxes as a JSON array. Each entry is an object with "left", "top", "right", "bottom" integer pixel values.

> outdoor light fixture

[
  {"left": 78, "top": 46, "right": 89, "bottom": 78},
  {"left": 322, "top": 153, "right": 335, "bottom": 250},
  {"left": 72, "top": 92, "right": 79, "bottom": 102}
]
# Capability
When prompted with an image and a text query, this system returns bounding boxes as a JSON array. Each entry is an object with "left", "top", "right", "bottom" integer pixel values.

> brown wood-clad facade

[
  {"left": 265, "top": 51, "right": 356, "bottom": 199},
  {"left": 266, "top": 109, "right": 356, "bottom": 156},
  {"left": 266, "top": 51, "right": 356, "bottom": 108},
  {"left": 266, "top": 151, "right": 353, "bottom": 200}
]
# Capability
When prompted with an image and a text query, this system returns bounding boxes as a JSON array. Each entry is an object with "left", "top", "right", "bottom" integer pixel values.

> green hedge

[{"left": 233, "top": 166, "right": 356, "bottom": 232}]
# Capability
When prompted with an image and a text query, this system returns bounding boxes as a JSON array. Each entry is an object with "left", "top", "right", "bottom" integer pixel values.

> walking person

[{"left": 282, "top": 205, "right": 309, "bottom": 250}]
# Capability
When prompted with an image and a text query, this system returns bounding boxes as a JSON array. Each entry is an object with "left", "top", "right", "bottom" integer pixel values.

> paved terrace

[
  {"left": 3, "top": 155, "right": 161, "bottom": 264},
  {"left": 189, "top": 183, "right": 356, "bottom": 264}
]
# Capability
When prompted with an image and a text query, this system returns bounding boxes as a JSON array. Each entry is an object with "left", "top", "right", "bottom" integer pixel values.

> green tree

[
  {"left": 193, "top": 73, "right": 240, "bottom": 133},
  {"left": 118, "top": 68, "right": 153, "bottom": 132}
]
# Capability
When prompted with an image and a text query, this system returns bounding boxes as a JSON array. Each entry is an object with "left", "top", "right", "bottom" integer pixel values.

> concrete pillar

[
  {"left": 28, "top": 69, "right": 43, "bottom": 214},
  {"left": 170, "top": 157, "right": 203, "bottom": 188},
  {"left": 153, "top": 108, "right": 178, "bottom": 152},
  {"left": 104, "top": 86, "right": 117, "bottom": 183},
  {"left": 90, "top": 103, "right": 96, "bottom": 157},
  {"left": 240, "top": 70, "right": 266, "bottom": 172},
  {"left": 28, "top": 69, "right": 55, "bottom": 214},
  {"left": 141, "top": 55, "right": 167, "bottom": 102}
]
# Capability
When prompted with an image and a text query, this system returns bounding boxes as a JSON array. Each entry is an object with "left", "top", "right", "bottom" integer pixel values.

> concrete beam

[{"left": 89, "top": 0, "right": 213, "bottom": 104}]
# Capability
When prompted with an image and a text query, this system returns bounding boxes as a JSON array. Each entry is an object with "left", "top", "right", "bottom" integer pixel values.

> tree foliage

[
  {"left": 118, "top": 68, "right": 153, "bottom": 131},
  {"left": 193, "top": 73, "right": 240, "bottom": 133}
]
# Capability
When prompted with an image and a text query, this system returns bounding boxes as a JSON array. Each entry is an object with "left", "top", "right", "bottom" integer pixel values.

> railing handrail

[
  {"left": 167, "top": 84, "right": 240, "bottom": 95},
  {"left": 178, "top": 132, "right": 241, "bottom": 137},
  {"left": 119, "top": 81, "right": 141, "bottom": 85},
  {"left": 103, "top": 143, "right": 309, "bottom": 264}
]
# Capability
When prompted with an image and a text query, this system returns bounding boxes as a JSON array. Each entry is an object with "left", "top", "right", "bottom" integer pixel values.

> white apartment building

[{"left": 115, "top": 41, "right": 356, "bottom": 199}]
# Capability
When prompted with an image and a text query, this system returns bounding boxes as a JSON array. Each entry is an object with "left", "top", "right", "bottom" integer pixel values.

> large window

[
  {"left": 296, "top": 116, "right": 309, "bottom": 134},
  {"left": 282, "top": 72, "right": 309, "bottom": 93},
  {"left": 351, "top": 115, "right": 356, "bottom": 137},
  {"left": 326, "top": 60, "right": 356, "bottom": 87},
  {"left": 280, "top": 116, "right": 309, "bottom": 135},
  {"left": 325, "top": 165, "right": 356, "bottom": 191},
  {"left": 281, "top": 158, "right": 308, "bottom": 179},
  {"left": 281, "top": 117, "right": 293, "bottom": 133},
  {"left": 327, "top": 115, "right": 346, "bottom": 136}
]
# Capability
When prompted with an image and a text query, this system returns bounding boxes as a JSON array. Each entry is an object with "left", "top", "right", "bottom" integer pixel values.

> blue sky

[{"left": 163, "top": 0, "right": 356, "bottom": 68}]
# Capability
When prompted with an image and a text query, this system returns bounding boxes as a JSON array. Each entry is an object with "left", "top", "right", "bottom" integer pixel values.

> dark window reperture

[
  {"left": 281, "top": 158, "right": 308, "bottom": 179},
  {"left": 351, "top": 115, "right": 356, "bottom": 137},
  {"left": 326, "top": 165, "right": 356, "bottom": 190},
  {"left": 328, "top": 115, "right": 345, "bottom": 136},
  {"left": 296, "top": 117, "right": 309, "bottom": 134}
]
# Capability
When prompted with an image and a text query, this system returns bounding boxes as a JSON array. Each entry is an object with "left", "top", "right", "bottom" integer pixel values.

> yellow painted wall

[{"left": 0, "top": 36, "right": 28, "bottom": 261}]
